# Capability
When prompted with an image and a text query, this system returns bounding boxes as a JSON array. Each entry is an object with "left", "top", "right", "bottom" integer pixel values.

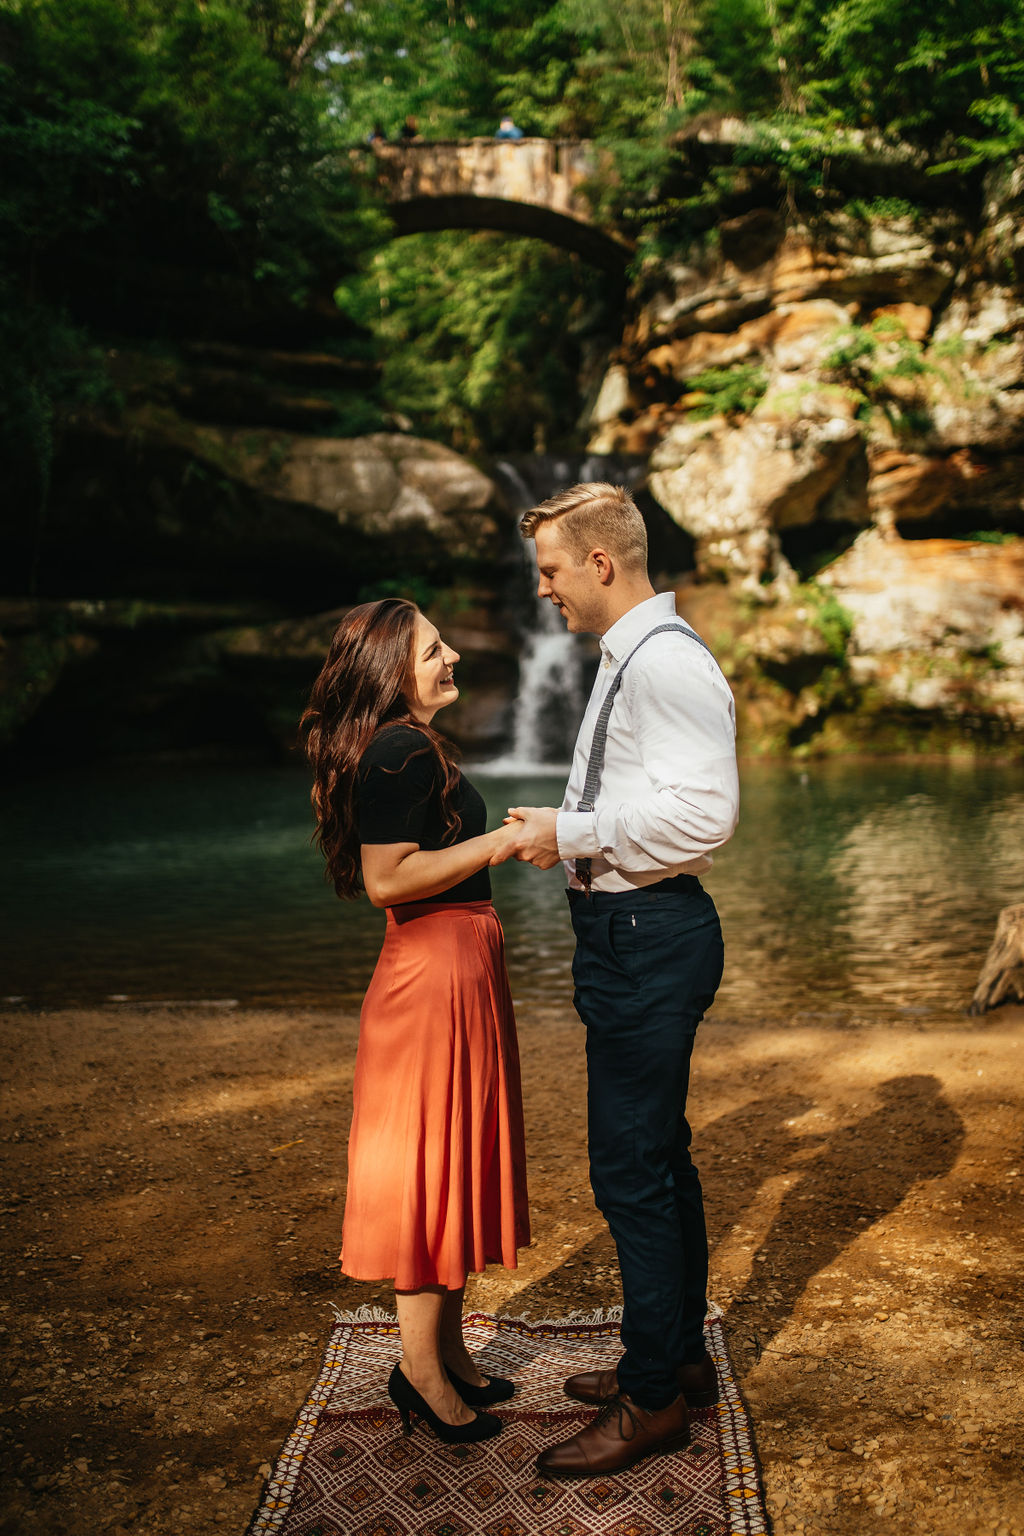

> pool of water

[{"left": 2, "top": 759, "right": 1022, "bottom": 1025}]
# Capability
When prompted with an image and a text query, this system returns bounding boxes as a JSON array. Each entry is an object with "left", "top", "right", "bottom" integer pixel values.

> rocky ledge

[
  {"left": 3, "top": 165, "right": 1023, "bottom": 763},
  {"left": 589, "top": 165, "right": 1023, "bottom": 592},
  {"left": 676, "top": 530, "right": 1024, "bottom": 755},
  {"left": 578, "top": 162, "right": 1023, "bottom": 757},
  {"left": 0, "top": 405, "right": 520, "bottom": 760}
]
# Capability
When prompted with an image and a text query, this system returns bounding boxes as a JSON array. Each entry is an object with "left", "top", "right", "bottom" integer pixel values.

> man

[
  {"left": 494, "top": 115, "right": 524, "bottom": 140},
  {"left": 508, "top": 482, "right": 739, "bottom": 1477}
]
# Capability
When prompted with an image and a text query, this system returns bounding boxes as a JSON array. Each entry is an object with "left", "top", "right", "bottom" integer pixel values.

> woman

[{"left": 301, "top": 598, "right": 529, "bottom": 1445}]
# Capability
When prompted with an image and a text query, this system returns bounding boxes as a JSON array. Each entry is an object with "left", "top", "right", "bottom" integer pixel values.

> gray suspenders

[{"left": 574, "top": 622, "right": 714, "bottom": 894}]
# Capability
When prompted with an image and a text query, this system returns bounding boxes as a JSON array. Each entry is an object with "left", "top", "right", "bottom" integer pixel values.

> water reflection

[
  {"left": 1, "top": 761, "right": 1021, "bottom": 1025},
  {"left": 703, "top": 761, "right": 1024, "bottom": 1021}
]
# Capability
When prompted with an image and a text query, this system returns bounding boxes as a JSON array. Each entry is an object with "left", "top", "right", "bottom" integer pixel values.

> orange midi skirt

[{"left": 340, "top": 900, "right": 530, "bottom": 1291}]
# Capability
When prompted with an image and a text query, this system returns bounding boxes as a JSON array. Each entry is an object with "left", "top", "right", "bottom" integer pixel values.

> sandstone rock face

[
  {"left": 592, "top": 204, "right": 1023, "bottom": 588},
  {"left": 819, "top": 528, "right": 1024, "bottom": 657},
  {"left": 819, "top": 530, "right": 1024, "bottom": 730},
  {"left": 631, "top": 214, "right": 960, "bottom": 347},
  {"left": 1, "top": 406, "right": 517, "bottom": 759},
  {"left": 9, "top": 408, "right": 509, "bottom": 609},
  {"left": 255, "top": 432, "right": 502, "bottom": 556},
  {"left": 935, "top": 162, "right": 1024, "bottom": 355},
  {"left": 589, "top": 364, "right": 636, "bottom": 427},
  {"left": 865, "top": 449, "right": 969, "bottom": 523},
  {"left": 650, "top": 389, "right": 866, "bottom": 582},
  {"left": 674, "top": 529, "right": 1024, "bottom": 755},
  {"left": 643, "top": 298, "right": 852, "bottom": 382},
  {"left": 3, "top": 588, "right": 520, "bottom": 761}
]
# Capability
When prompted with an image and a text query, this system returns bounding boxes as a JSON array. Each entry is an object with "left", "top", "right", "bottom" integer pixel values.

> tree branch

[{"left": 290, "top": 0, "right": 346, "bottom": 84}]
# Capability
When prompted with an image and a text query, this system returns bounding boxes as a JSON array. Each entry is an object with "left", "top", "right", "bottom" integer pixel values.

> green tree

[
  {"left": 325, "top": 0, "right": 602, "bottom": 139},
  {"left": 557, "top": 0, "right": 708, "bottom": 120},
  {"left": 338, "top": 231, "right": 611, "bottom": 453},
  {"left": 0, "top": 0, "right": 385, "bottom": 519}
]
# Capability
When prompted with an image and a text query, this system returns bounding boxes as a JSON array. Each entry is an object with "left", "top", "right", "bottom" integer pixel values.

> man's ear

[{"left": 590, "top": 548, "right": 614, "bottom": 586}]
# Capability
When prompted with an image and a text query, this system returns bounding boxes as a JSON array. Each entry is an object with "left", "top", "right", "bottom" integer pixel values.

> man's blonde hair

[{"left": 519, "top": 482, "right": 648, "bottom": 571}]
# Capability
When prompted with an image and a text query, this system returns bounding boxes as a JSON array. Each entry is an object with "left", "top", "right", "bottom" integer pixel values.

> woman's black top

[{"left": 355, "top": 723, "right": 491, "bottom": 904}]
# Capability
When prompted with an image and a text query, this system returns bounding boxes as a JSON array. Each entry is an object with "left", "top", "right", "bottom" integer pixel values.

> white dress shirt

[{"left": 555, "top": 591, "right": 739, "bottom": 893}]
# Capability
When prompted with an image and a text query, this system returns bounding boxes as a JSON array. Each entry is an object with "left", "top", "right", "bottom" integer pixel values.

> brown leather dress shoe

[
  {"left": 537, "top": 1392, "right": 690, "bottom": 1476},
  {"left": 563, "top": 1366, "right": 619, "bottom": 1406},
  {"left": 564, "top": 1353, "right": 718, "bottom": 1410}
]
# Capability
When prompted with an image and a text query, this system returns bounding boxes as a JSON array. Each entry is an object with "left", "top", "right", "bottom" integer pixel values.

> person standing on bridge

[{"left": 495, "top": 115, "right": 524, "bottom": 141}]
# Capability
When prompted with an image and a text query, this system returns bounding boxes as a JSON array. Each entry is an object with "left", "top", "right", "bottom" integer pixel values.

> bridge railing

[{"left": 358, "top": 138, "right": 599, "bottom": 219}]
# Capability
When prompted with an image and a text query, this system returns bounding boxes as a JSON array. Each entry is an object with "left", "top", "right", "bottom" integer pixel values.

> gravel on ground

[{"left": 1, "top": 1000, "right": 1022, "bottom": 1535}]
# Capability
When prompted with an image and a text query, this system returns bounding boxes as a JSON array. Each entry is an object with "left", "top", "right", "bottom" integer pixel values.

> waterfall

[
  {"left": 481, "top": 598, "right": 587, "bottom": 772},
  {"left": 478, "top": 454, "right": 647, "bottom": 773}
]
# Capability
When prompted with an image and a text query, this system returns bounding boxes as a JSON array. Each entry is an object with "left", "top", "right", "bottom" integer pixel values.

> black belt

[{"left": 568, "top": 873, "right": 701, "bottom": 907}]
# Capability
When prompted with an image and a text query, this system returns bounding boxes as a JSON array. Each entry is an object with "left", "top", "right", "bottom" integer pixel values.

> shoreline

[
  {"left": 1, "top": 1001, "right": 1022, "bottom": 1534},
  {"left": 1, "top": 744, "right": 1022, "bottom": 786},
  {"left": 0, "top": 995, "right": 1006, "bottom": 1027}
]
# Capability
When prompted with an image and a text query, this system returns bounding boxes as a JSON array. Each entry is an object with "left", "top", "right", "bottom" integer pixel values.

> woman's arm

[{"left": 360, "top": 821, "right": 522, "bottom": 907}]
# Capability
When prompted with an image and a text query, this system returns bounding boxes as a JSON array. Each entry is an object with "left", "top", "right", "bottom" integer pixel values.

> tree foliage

[
  {"left": 323, "top": 0, "right": 1023, "bottom": 156},
  {"left": 338, "top": 232, "right": 611, "bottom": 453},
  {"left": 1, "top": 0, "right": 384, "bottom": 302},
  {"left": 320, "top": 0, "right": 1023, "bottom": 277},
  {"left": 0, "top": 0, "right": 389, "bottom": 513},
  {"left": 2, "top": 0, "right": 1021, "bottom": 498}
]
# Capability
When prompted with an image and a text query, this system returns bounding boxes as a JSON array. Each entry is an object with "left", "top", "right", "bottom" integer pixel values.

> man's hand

[{"left": 505, "top": 805, "right": 562, "bottom": 870}]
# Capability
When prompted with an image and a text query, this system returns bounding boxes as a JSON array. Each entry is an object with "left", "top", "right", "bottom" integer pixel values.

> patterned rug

[{"left": 246, "top": 1307, "right": 769, "bottom": 1536}]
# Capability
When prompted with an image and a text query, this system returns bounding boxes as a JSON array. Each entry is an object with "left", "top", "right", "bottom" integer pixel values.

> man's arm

[
  {"left": 514, "top": 646, "right": 738, "bottom": 873},
  {"left": 569, "top": 650, "right": 738, "bottom": 870}
]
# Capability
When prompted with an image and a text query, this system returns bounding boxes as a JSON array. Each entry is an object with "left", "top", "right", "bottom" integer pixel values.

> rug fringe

[
  {"left": 329, "top": 1303, "right": 397, "bottom": 1324},
  {"left": 328, "top": 1303, "right": 720, "bottom": 1329},
  {"left": 328, "top": 1303, "right": 625, "bottom": 1328},
  {"left": 490, "top": 1305, "right": 624, "bottom": 1327}
]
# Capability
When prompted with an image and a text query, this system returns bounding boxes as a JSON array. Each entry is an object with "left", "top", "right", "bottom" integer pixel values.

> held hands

[
  {"left": 503, "top": 806, "right": 562, "bottom": 870},
  {"left": 487, "top": 819, "right": 525, "bottom": 867}
]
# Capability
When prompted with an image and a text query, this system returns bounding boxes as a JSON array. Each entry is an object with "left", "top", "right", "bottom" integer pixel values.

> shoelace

[{"left": 592, "top": 1394, "right": 644, "bottom": 1443}]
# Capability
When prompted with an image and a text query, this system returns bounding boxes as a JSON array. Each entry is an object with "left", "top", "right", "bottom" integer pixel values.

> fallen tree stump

[{"left": 969, "top": 903, "right": 1024, "bottom": 1015}]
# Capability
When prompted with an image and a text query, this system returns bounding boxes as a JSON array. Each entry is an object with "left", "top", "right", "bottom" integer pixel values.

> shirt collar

[{"left": 600, "top": 591, "right": 678, "bottom": 665}]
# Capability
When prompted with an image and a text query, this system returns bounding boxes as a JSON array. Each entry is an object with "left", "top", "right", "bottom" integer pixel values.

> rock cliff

[
  {"left": 0, "top": 386, "right": 520, "bottom": 759},
  {"left": 585, "top": 167, "right": 1023, "bottom": 755},
  {"left": 592, "top": 180, "right": 1022, "bottom": 576},
  {"left": 3, "top": 170, "right": 1022, "bottom": 762}
]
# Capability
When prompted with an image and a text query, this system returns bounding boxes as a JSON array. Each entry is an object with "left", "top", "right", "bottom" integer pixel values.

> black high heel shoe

[
  {"left": 387, "top": 1364, "right": 503, "bottom": 1443},
  {"left": 445, "top": 1366, "right": 515, "bottom": 1406}
]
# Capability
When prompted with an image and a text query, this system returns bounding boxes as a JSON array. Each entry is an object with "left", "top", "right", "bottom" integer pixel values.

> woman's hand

[{"left": 487, "top": 819, "right": 524, "bottom": 867}]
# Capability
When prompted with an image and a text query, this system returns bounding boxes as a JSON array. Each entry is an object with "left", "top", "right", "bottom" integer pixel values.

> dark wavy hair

[{"left": 299, "top": 598, "right": 462, "bottom": 900}]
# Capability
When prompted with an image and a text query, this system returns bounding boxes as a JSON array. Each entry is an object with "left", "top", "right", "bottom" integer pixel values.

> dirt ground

[{"left": 1, "top": 997, "right": 1022, "bottom": 1536}]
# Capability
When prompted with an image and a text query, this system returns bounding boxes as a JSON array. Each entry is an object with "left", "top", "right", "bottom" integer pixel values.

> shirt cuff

[{"left": 556, "top": 810, "right": 603, "bottom": 860}]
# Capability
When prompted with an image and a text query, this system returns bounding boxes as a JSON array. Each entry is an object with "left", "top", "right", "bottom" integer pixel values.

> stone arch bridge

[{"left": 365, "top": 139, "right": 632, "bottom": 274}]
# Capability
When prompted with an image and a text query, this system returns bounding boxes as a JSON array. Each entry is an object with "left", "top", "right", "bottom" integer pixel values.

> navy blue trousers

[{"left": 569, "top": 876, "right": 724, "bottom": 1410}]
